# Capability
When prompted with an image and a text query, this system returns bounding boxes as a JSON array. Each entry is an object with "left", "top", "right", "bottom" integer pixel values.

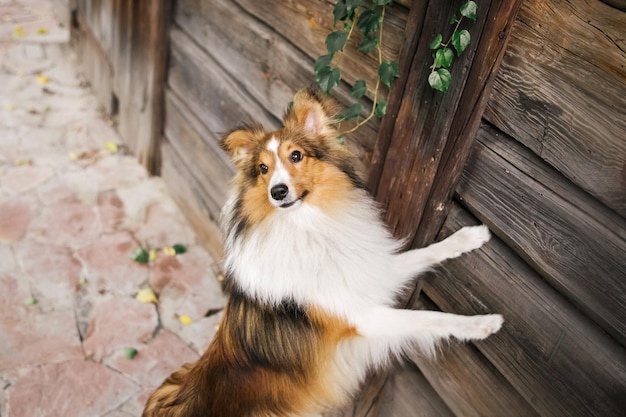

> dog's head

[{"left": 221, "top": 89, "right": 364, "bottom": 223}]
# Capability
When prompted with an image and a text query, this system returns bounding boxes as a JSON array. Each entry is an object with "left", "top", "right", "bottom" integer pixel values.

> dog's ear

[
  {"left": 285, "top": 89, "right": 336, "bottom": 136},
  {"left": 221, "top": 128, "right": 260, "bottom": 166}
]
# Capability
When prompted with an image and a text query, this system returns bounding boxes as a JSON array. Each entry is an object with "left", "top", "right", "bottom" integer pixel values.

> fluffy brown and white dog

[{"left": 143, "top": 89, "right": 503, "bottom": 417}]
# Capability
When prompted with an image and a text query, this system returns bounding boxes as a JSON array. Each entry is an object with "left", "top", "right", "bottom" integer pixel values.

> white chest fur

[{"left": 222, "top": 194, "right": 405, "bottom": 317}]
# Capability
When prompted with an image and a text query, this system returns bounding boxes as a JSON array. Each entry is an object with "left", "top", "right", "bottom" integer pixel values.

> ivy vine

[
  {"left": 428, "top": 1, "right": 478, "bottom": 92},
  {"left": 313, "top": 0, "right": 478, "bottom": 134},
  {"left": 314, "top": 0, "right": 399, "bottom": 133}
]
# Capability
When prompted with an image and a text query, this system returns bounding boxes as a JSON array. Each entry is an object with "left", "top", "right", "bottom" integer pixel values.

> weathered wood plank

[
  {"left": 72, "top": 12, "right": 114, "bottom": 114},
  {"left": 408, "top": 0, "right": 523, "bottom": 249},
  {"left": 377, "top": 360, "right": 455, "bottom": 417},
  {"left": 172, "top": 0, "right": 378, "bottom": 166},
  {"left": 371, "top": 0, "right": 522, "bottom": 245},
  {"left": 457, "top": 122, "right": 626, "bottom": 345},
  {"left": 233, "top": 0, "right": 408, "bottom": 101},
  {"left": 163, "top": 89, "right": 234, "bottom": 221},
  {"left": 484, "top": 0, "right": 626, "bottom": 216},
  {"left": 423, "top": 204, "right": 626, "bottom": 416},
  {"left": 161, "top": 139, "right": 225, "bottom": 261},
  {"left": 407, "top": 296, "right": 539, "bottom": 417},
  {"left": 168, "top": 27, "right": 280, "bottom": 135}
]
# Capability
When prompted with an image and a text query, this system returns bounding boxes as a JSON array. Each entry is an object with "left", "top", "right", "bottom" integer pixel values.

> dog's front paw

[
  {"left": 461, "top": 314, "right": 503, "bottom": 340},
  {"left": 447, "top": 225, "right": 491, "bottom": 257}
]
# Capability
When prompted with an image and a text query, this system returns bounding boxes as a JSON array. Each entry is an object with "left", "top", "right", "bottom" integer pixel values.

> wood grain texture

[
  {"left": 424, "top": 204, "right": 626, "bottom": 417},
  {"left": 233, "top": 0, "right": 408, "bottom": 101},
  {"left": 164, "top": 89, "right": 234, "bottom": 221},
  {"left": 484, "top": 0, "right": 626, "bottom": 216},
  {"left": 371, "top": 0, "right": 522, "bottom": 246},
  {"left": 458, "top": 123, "right": 626, "bottom": 346},
  {"left": 161, "top": 139, "right": 225, "bottom": 261},
  {"left": 407, "top": 296, "right": 539, "bottom": 417},
  {"left": 377, "top": 360, "right": 454, "bottom": 417}
]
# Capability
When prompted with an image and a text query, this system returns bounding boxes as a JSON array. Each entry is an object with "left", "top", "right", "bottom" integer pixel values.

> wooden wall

[{"left": 385, "top": 0, "right": 626, "bottom": 415}]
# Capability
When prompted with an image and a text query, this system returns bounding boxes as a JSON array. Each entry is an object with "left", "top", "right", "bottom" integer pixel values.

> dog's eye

[
  {"left": 290, "top": 150, "right": 303, "bottom": 163},
  {"left": 259, "top": 164, "right": 268, "bottom": 174}
]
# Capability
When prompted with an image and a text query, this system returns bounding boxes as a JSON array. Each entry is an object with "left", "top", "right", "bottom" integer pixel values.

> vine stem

[
  {"left": 430, "top": 16, "right": 464, "bottom": 74},
  {"left": 333, "top": 14, "right": 356, "bottom": 69},
  {"left": 340, "top": 5, "right": 386, "bottom": 136}
]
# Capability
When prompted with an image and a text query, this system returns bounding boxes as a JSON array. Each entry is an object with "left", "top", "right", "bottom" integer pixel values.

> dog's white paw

[
  {"left": 447, "top": 225, "right": 491, "bottom": 257},
  {"left": 460, "top": 314, "right": 504, "bottom": 340}
]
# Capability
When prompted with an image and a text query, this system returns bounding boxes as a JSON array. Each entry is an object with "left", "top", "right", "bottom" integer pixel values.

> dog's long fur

[{"left": 143, "top": 89, "right": 503, "bottom": 417}]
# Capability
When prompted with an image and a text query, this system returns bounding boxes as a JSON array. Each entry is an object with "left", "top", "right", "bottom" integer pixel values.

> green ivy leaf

[
  {"left": 449, "top": 13, "right": 458, "bottom": 25},
  {"left": 373, "top": 0, "right": 393, "bottom": 5},
  {"left": 356, "top": 9, "right": 382, "bottom": 36},
  {"left": 350, "top": 79, "right": 367, "bottom": 98},
  {"left": 315, "top": 66, "right": 341, "bottom": 94},
  {"left": 429, "top": 34, "right": 443, "bottom": 50},
  {"left": 375, "top": 99, "right": 388, "bottom": 118},
  {"left": 326, "top": 30, "right": 348, "bottom": 56},
  {"left": 358, "top": 35, "right": 378, "bottom": 53},
  {"left": 460, "top": 1, "right": 478, "bottom": 21},
  {"left": 452, "top": 29, "right": 471, "bottom": 56},
  {"left": 340, "top": 103, "right": 363, "bottom": 121},
  {"left": 428, "top": 68, "right": 452, "bottom": 92},
  {"left": 314, "top": 55, "right": 331, "bottom": 73},
  {"left": 172, "top": 244, "right": 187, "bottom": 254},
  {"left": 346, "top": 0, "right": 364, "bottom": 11},
  {"left": 130, "top": 247, "right": 149, "bottom": 264},
  {"left": 124, "top": 347, "right": 138, "bottom": 360},
  {"left": 333, "top": 0, "right": 348, "bottom": 22},
  {"left": 378, "top": 61, "right": 399, "bottom": 90},
  {"left": 435, "top": 48, "right": 454, "bottom": 69}
]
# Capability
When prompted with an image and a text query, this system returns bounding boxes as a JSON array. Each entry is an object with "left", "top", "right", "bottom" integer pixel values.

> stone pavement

[{"left": 0, "top": 1, "right": 226, "bottom": 416}]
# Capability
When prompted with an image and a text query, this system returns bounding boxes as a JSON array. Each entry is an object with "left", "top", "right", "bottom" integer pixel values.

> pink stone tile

[
  {"left": 0, "top": 301, "right": 83, "bottom": 371},
  {"left": 135, "top": 202, "right": 197, "bottom": 249},
  {"left": 14, "top": 240, "right": 81, "bottom": 309},
  {"left": 0, "top": 164, "right": 53, "bottom": 194},
  {"left": 76, "top": 231, "right": 148, "bottom": 295},
  {"left": 0, "top": 195, "right": 34, "bottom": 242},
  {"left": 97, "top": 189, "right": 125, "bottom": 233},
  {"left": 149, "top": 247, "right": 225, "bottom": 350},
  {"left": 82, "top": 296, "right": 158, "bottom": 362},
  {"left": 0, "top": 245, "right": 17, "bottom": 274},
  {"left": 106, "top": 330, "right": 198, "bottom": 388},
  {"left": 174, "top": 312, "right": 222, "bottom": 355},
  {"left": 7, "top": 359, "right": 139, "bottom": 417},
  {"left": 36, "top": 176, "right": 76, "bottom": 206},
  {"left": 0, "top": 273, "right": 31, "bottom": 314},
  {"left": 28, "top": 195, "right": 101, "bottom": 247}
]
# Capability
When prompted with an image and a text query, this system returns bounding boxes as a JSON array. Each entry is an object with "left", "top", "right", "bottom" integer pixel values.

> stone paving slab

[{"left": 0, "top": 1, "right": 226, "bottom": 416}]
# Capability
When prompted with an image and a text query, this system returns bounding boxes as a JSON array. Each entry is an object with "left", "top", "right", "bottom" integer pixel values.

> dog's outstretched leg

[
  {"left": 393, "top": 225, "right": 491, "bottom": 279},
  {"left": 354, "top": 307, "right": 503, "bottom": 363}
]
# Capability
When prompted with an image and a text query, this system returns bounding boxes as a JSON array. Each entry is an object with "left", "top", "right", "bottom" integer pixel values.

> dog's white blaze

[{"left": 266, "top": 137, "right": 296, "bottom": 206}]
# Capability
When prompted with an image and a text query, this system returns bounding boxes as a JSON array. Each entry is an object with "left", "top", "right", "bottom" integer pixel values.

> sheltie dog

[{"left": 143, "top": 89, "right": 503, "bottom": 417}]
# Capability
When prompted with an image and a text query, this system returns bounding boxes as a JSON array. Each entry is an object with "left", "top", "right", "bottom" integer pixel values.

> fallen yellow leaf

[
  {"left": 135, "top": 287, "right": 158, "bottom": 304},
  {"left": 4, "top": 104, "right": 15, "bottom": 111},
  {"left": 37, "top": 28, "right": 48, "bottom": 35},
  {"left": 149, "top": 249, "right": 157, "bottom": 262},
  {"left": 36, "top": 74, "right": 49, "bottom": 84},
  {"left": 179, "top": 315, "right": 193, "bottom": 325},
  {"left": 68, "top": 151, "right": 79, "bottom": 160},
  {"left": 104, "top": 141, "right": 118, "bottom": 153},
  {"left": 163, "top": 246, "right": 176, "bottom": 257},
  {"left": 14, "top": 26, "right": 26, "bottom": 37},
  {"left": 14, "top": 159, "right": 32, "bottom": 166}
]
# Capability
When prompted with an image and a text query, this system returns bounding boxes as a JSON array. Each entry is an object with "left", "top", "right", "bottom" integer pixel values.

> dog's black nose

[{"left": 270, "top": 184, "right": 289, "bottom": 201}]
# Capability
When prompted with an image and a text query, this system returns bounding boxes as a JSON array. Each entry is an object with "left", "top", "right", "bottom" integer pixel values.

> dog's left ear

[
  {"left": 220, "top": 128, "right": 260, "bottom": 167},
  {"left": 285, "top": 89, "right": 335, "bottom": 136}
]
